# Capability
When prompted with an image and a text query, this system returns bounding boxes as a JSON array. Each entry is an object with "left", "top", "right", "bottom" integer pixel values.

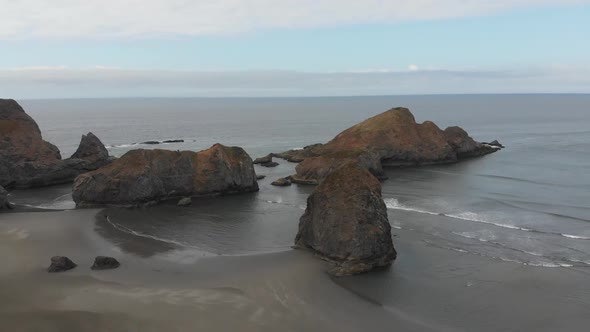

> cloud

[
  {"left": 1, "top": 66, "right": 588, "bottom": 98},
  {"left": 0, "top": 0, "right": 587, "bottom": 39}
]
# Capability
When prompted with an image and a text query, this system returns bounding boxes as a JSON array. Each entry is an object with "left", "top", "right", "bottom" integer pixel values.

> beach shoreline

[{"left": 1, "top": 208, "right": 588, "bottom": 331}]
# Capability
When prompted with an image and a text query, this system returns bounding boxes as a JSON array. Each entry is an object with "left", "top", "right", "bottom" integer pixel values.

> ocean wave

[
  {"left": 423, "top": 240, "right": 576, "bottom": 268},
  {"left": 561, "top": 234, "right": 590, "bottom": 240},
  {"left": 106, "top": 216, "right": 203, "bottom": 250},
  {"left": 384, "top": 198, "right": 589, "bottom": 241}
]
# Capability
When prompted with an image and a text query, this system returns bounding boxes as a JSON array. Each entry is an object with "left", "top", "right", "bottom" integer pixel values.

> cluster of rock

[
  {"left": 47, "top": 255, "right": 120, "bottom": 272},
  {"left": 0, "top": 99, "right": 112, "bottom": 189},
  {"left": 72, "top": 143, "right": 259, "bottom": 207},
  {"left": 274, "top": 107, "right": 503, "bottom": 184},
  {"left": 295, "top": 162, "right": 396, "bottom": 276}
]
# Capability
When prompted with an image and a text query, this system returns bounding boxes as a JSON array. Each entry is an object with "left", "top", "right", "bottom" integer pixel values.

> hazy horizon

[{"left": 1, "top": 1, "right": 589, "bottom": 98}]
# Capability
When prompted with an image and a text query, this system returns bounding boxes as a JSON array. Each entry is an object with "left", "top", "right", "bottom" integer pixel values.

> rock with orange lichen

[
  {"left": 0, "top": 99, "right": 111, "bottom": 188},
  {"left": 295, "top": 162, "right": 396, "bottom": 276},
  {"left": 72, "top": 144, "right": 259, "bottom": 207},
  {"left": 276, "top": 107, "right": 501, "bottom": 184}
]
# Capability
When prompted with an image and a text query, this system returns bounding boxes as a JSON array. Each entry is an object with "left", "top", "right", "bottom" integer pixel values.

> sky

[{"left": 1, "top": 0, "right": 589, "bottom": 98}]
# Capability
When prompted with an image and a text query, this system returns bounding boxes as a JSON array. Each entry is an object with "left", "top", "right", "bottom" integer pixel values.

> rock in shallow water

[
  {"left": 0, "top": 99, "right": 112, "bottom": 189},
  {"left": 271, "top": 177, "right": 292, "bottom": 187},
  {"left": 72, "top": 143, "right": 259, "bottom": 207},
  {"left": 91, "top": 256, "right": 120, "bottom": 270},
  {"left": 47, "top": 256, "right": 77, "bottom": 272},
  {"left": 274, "top": 107, "right": 501, "bottom": 184},
  {"left": 295, "top": 162, "right": 396, "bottom": 276}
]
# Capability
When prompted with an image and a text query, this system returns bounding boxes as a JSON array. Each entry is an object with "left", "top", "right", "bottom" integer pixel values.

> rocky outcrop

[
  {"left": 0, "top": 99, "right": 112, "bottom": 189},
  {"left": 295, "top": 162, "right": 396, "bottom": 276},
  {"left": 70, "top": 132, "right": 111, "bottom": 168},
  {"left": 275, "top": 107, "right": 502, "bottom": 184},
  {"left": 91, "top": 256, "right": 120, "bottom": 270},
  {"left": 0, "top": 185, "right": 11, "bottom": 210},
  {"left": 72, "top": 144, "right": 259, "bottom": 207},
  {"left": 292, "top": 150, "right": 386, "bottom": 185},
  {"left": 47, "top": 256, "right": 77, "bottom": 272}
]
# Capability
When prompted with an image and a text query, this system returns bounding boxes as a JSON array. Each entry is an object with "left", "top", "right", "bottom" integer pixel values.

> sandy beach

[{"left": 1, "top": 207, "right": 588, "bottom": 332}]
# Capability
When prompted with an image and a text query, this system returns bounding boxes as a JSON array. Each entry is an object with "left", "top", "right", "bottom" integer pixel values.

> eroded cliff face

[
  {"left": 73, "top": 144, "right": 259, "bottom": 207},
  {"left": 295, "top": 162, "right": 396, "bottom": 276},
  {"left": 276, "top": 107, "right": 501, "bottom": 184},
  {"left": 0, "top": 99, "right": 112, "bottom": 188}
]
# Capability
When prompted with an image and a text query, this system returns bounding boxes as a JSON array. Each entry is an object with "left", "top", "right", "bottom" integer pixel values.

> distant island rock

[
  {"left": 140, "top": 139, "right": 185, "bottom": 145},
  {"left": 72, "top": 143, "right": 259, "bottom": 207},
  {"left": 0, "top": 99, "right": 112, "bottom": 189},
  {"left": 295, "top": 162, "right": 396, "bottom": 276},
  {"left": 275, "top": 107, "right": 502, "bottom": 184}
]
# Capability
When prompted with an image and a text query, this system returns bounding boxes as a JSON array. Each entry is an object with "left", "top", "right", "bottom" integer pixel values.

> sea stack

[
  {"left": 276, "top": 107, "right": 502, "bottom": 184},
  {"left": 295, "top": 162, "right": 396, "bottom": 276},
  {"left": 72, "top": 143, "right": 259, "bottom": 207},
  {"left": 0, "top": 99, "right": 112, "bottom": 188}
]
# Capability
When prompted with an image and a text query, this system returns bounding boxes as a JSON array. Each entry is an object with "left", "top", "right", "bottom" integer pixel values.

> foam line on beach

[{"left": 384, "top": 198, "right": 589, "bottom": 241}]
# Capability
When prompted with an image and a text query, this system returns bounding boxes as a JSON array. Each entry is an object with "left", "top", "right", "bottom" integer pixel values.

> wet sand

[{"left": 1, "top": 208, "right": 589, "bottom": 331}]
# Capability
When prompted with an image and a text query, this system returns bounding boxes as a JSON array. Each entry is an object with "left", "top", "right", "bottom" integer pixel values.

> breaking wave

[{"left": 384, "top": 198, "right": 589, "bottom": 241}]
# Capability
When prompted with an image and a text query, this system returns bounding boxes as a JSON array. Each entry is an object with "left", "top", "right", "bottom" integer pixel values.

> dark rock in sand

[
  {"left": 276, "top": 107, "right": 501, "bottom": 184},
  {"left": 0, "top": 185, "right": 11, "bottom": 210},
  {"left": 271, "top": 177, "right": 292, "bottom": 187},
  {"left": 295, "top": 162, "right": 396, "bottom": 276},
  {"left": 91, "top": 256, "right": 120, "bottom": 270},
  {"left": 72, "top": 143, "right": 259, "bottom": 207},
  {"left": 256, "top": 175, "right": 266, "bottom": 180},
  {"left": 47, "top": 256, "right": 77, "bottom": 272},
  {"left": 177, "top": 197, "right": 192, "bottom": 206},
  {"left": 0, "top": 99, "right": 112, "bottom": 189}
]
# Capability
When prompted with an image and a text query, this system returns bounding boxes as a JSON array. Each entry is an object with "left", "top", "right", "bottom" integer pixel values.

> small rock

[
  {"left": 91, "top": 256, "right": 120, "bottom": 270},
  {"left": 253, "top": 154, "right": 273, "bottom": 164},
  {"left": 47, "top": 256, "right": 77, "bottom": 272},
  {"left": 256, "top": 175, "right": 266, "bottom": 180},
  {"left": 260, "top": 161, "right": 279, "bottom": 167},
  {"left": 0, "top": 185, "right": 12, "bottom": 210},
  {"left": 162, "top": 139, "right": 184, "bottom": 143},
  {"left": 177, "top": 197, "right": 192, "bottom": 206},
  {"left": 141, "top": 140, "right": 160, "bottom": 145},
  {"left": 271, "top": 177, "right": 291, "bottom": 187}
]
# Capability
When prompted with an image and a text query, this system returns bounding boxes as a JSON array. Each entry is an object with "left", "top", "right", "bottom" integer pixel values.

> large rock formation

[
  {"left": 72, "top": 144, "right": 259, "bottom": 207},
  {"left": 276, "top": 107, "right": 502, "bottom": 184},
  {"left": 0, "top": 99, "right": 112, "bottom": 188},
  {"left": 295, "top": 162, "right": 396, "bottom": 276}
]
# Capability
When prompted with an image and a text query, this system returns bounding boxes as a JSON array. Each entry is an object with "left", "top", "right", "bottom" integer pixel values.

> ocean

[{"left": 12, "top": 94, "right": 590, "bottom": 268}]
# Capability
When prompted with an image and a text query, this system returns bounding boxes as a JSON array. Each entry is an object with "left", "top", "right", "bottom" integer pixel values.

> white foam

[
  {"left": 561, "top": 233, "right": 590, "bottom": 240},
  {"left": 385, "top": 198, "right": 530, "bottom": 232},
  {"left": 383, "top": 198, "right": 439, "bottom": 216},
  {"left": 106, "top": 216, "right": 199, "bottom": 249}
]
